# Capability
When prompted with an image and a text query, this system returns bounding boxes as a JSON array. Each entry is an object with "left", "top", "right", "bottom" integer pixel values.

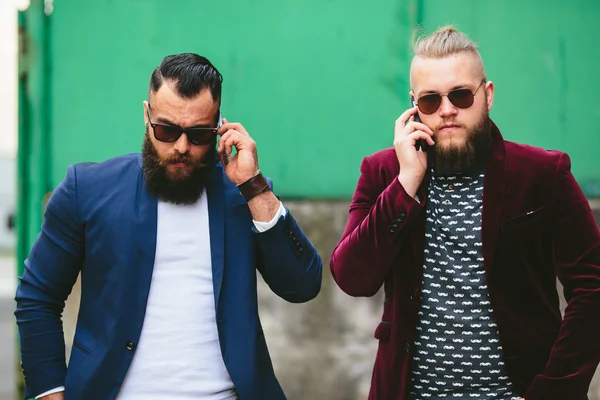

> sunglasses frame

[
  {"left": 146, "top": 102, "right": 222, "bottom": 146},
  {"left": 415, "top": 80, "right": 487, "bottom": 115}
]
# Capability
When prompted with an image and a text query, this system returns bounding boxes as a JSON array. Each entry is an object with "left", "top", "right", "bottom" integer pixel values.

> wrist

[
  {"left": 398, "top": 170, "right": 424, "bottom": 199},
  {"left": 237, "top": 171, "right": 271, "bottom": 202}
]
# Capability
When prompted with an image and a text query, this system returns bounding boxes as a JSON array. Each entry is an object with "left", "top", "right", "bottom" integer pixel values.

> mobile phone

[
  {"left": 217, "top": 110, "right": 229, "bottom": 165},
  {"left": 411, "top": 98, "right": 429, "bottom": 152}
]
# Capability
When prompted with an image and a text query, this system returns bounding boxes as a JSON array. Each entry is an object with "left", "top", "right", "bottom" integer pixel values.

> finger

[
  {"left": 222, "top": 136, "right": 235, "bottom": 159},
  {"left": 217, "top": 131, "right": 226, "bottom": 155},
  {"left": 215, "top": 127, "right": 229, "bottom": 164},
  {"left": 411, "top": 122, "right": 434, "bottom": 135},
  {"left": 219, "top": 149, "right": 228, "bottom": 166},
  {"left": 218, "top": 121, "right": 249, "bottom": 137},
  {"left": 217, "top": 129, "right": 240, "bottom": 154},
  {"left": 222, "top": 130, "right": 254, "bottom": 156},
  {"left": 407, "top": 130, "right": 436, "bottom": 146},
  {"left": 395, "top": 106, "right": 419, "bottom": 127}
]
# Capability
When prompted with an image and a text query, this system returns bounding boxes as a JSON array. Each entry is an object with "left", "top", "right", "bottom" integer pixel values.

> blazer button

[
  {"left": 125, "top": 341, "right": 136, "bottom": 351},
  {"left": 409, "top": 292, "right": 417, "bottom": 301},
  {"left": 405, "top": 342, "right": 411, "bottom": 353}
]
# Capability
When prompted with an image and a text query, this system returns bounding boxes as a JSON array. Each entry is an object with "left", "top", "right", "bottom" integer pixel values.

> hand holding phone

[
  {"left": 394, "top": 105, "right": 434, "bottom": 199},
  {"left": 411, "top": 98, "right": 429, "bottom": 152}
]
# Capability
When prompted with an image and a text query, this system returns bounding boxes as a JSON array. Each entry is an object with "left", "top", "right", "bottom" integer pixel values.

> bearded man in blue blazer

[{"left": 15, "top": 53, "right": 322, "bottom": 400}]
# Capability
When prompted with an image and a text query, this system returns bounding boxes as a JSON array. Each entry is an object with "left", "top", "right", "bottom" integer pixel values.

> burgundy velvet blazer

[{"left": 330, "top": 122, "right": 600, "bottom": 400}]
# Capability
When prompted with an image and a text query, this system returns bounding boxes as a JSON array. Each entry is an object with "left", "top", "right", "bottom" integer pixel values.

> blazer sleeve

[
  {"left": 14, "top": 165, "right": 84, "bottom": 399},
  {"left": 253, "top": 179, "right": 322, "bottom": 304},
  {"left": 330, "top": 156, "right": 424, "bottom": 297},
  {"left": 525, "top": 153, "right": 600, "bottom": 399}
]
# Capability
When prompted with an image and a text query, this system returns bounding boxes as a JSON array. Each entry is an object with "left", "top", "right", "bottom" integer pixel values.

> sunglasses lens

[
  {"left": 448, "top": 89, "right": 475, "bottom": 109},
  {"left": 186, "top": 129, "right": 215, "bottom": 145},
  {"left": 418, "top": 94, "right": 442, "bottom": 115},
  {"left": 153, "top": 125, "right": 182, "bottom": 143}
]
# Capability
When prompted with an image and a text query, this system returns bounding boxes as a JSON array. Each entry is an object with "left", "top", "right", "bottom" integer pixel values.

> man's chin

[
  {"left": 435, "top": 137, "right": 467, "bottom": 151},
  {"left": 166, "top": 164, "right": 194, "bottom": 177}
]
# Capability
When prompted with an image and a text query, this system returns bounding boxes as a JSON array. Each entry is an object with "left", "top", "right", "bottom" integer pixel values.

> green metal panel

[
  {"left": 44, "top": 0, "right": 600, "bottom": 199},
  {"left": 47, "top": 0, "right": 418, "bottom": 199},
  {"left": 41, "top": 0, "right": 600, "bottom": 199},
  {"left": 17, "top": 1, "right": 52, "bottom": 277},
  {"left": 420, "top": 0, "right": 600, "bottom": 196},
  {"left": 17, "top": 3, "right": 52, "bottom": 398}
]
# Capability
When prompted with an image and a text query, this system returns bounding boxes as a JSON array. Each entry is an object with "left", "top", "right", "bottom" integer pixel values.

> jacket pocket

[
  {"left": 374, "top": 321, "right": 391, "bottom": 342},
  {"left": 500, "top": 206, "right": 545, "bottom": 232},
  {"left": 72, "top": 339, "right": 91, "bottom": 355}
]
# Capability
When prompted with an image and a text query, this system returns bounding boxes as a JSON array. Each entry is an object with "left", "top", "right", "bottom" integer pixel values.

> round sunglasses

[
  {"left": 146, "top": 103, "right": 222, "bottom": 146},
  {"left": 415, "top": 81, "right": 486, "bottom": 115}
]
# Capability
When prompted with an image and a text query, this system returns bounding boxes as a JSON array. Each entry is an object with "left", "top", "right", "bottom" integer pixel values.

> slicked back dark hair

[{"left": 149, "top": 53, "right": 223, "bottom": 101}]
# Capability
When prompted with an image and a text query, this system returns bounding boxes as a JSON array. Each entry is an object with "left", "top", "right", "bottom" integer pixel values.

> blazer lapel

[
  {"left": 132, "top": 158, "right": 158, "bottom": 322},
  {"left": 412, "top": 170, "right": 431, "bottom": 265},
  {"left": 207, "top": 164, "right": 226, "bottom": 310},
  {"left": 482, "top": 123, "right": 507, "bottom": 281}
]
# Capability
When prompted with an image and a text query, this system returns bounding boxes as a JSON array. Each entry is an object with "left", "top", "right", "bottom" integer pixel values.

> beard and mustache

[
  {"left": 142, "top": 127, "right": 217, "bottom": 205},
  {"left": 430, "top": 108, "right": 492, "bottom": 176}
]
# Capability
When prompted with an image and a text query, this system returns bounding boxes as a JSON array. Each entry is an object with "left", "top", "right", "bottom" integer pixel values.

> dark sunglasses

[
  {"left": 146, "top": 103, "right": 222, "bottom": 146},
  {"left": 415, "top": 81, "right": 486, "bottom": 115}
]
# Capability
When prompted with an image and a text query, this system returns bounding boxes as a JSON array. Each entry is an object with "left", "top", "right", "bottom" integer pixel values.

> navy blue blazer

[{"left": 15, "top": 154, "right": 322, "bottom": 400}]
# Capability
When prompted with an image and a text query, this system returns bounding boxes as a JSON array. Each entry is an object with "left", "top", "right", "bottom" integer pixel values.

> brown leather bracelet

[{"left": 237, "top": 171, "right": 271, "bottom": 202}]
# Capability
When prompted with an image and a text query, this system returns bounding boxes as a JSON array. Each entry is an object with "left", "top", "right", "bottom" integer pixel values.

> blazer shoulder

[
  {"left": 503, "top": 142, "right": 569, "bottom": 202},
  {"left": 364, "top": 147, "right": 397, "bottom": 164},
  {"left": 363, "top": 147, "right": 400, "bottom": 176},
  {"left": 62, "top": 154, "right": 141, "bottom": 201},
  {"left": 504, "top": 141, "right": 565, "bottom": 165},
  {"left": 71, "top": 153, "right": 140, "bottom": 181}
]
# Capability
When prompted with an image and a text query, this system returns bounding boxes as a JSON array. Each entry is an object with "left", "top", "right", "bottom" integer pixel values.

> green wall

[
  {"left": 36, "top": 0, "right": 600, "bottom": 199},
  {"left": 20, "top": 0, "right": 600, "bottom": 259},
  {"left": 47, "top": 0, "right": 417, "bottom": 198},
  {"left": 19, "top": 0, "right": 600, "bottom": 268},
  {"left": 18, "top": 0, "right": 600, "bottom": 259}
]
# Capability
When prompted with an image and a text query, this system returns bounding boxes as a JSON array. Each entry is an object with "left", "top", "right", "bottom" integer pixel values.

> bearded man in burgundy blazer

[{"left": 330, "top": 26, "right": 600, "bottom": 400}]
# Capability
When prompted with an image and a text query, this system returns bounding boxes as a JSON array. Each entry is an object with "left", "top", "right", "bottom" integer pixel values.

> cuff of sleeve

[
  {"left": 253, "top": 201, "right": 287, "bottom": 232},
  {"left": 379, "top": 176, "right": 424, "bottom": 234},
  {"left": 524, "top": 374, "right": 587, "bottom": 400},
  {"left": 388, "top": 175, "right": 423, "bottom": 206},
  {"left": 36, "top": 386, "right": 65, "bottom": 399}
]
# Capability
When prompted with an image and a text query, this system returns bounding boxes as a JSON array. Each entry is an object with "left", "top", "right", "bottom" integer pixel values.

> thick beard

[
  {"left": 431, "top": 110, "right": 492, "bottom": 176},
  {"left": 142, "top": 130, "right": 216, "bottom": 205}
]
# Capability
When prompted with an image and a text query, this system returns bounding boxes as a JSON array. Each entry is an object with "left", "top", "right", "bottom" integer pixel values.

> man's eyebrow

[
  {"left": 154, "top": 117, "right": 212, "bottom": 129},
  {"left": 188, "top": 123, "right": 213, "bottom": 128},
  {"left": 420, "top": 84, "right": 471, "bottom": 95},
  {"left": 155, "top": 116, "right": 178, "bottom": 126}
]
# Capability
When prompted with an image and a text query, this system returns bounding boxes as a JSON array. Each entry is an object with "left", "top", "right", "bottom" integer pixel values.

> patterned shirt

[{"left": 410, "top": 171, "right": 519, "bottom": 399}]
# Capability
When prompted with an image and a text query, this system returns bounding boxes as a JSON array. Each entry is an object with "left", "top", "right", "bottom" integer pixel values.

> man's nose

[
  {"left": 173, "top": 132, "right": 191, "bottom": 154},
  {"left": 438, "top": 96, "right": 458, "bottom": 118}
]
